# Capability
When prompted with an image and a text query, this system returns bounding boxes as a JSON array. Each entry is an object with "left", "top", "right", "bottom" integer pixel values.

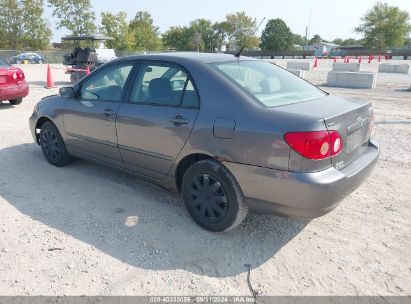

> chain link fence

[
  {"left": 0, "top": 50, "right": 164, "bottom": 64},
  {"left": 0, "top": 50, "right": 65, "bottom": 64}
]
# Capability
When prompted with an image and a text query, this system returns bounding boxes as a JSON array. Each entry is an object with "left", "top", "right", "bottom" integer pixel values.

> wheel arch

[
  {"left": 175, "top": 153, "right": 215, "bottom": 192},
  {"left": 34, "top": 116, "right": 55, "bottom": 143}
]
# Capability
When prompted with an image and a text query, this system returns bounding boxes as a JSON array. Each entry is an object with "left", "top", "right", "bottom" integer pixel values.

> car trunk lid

[
  {"left": 0, "top": 68, "right": 9, "bottom": 84},
  {"left": 276, "top": 94, "right": 373, "bottom": 170}
]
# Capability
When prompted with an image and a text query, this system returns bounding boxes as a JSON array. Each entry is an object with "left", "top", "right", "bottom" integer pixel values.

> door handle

[
  {"left": 170, "top": 115, "right": 189, "bottom": 126},
  {"left": 103, "top": 108, "right": 116, "bottom": 116}
]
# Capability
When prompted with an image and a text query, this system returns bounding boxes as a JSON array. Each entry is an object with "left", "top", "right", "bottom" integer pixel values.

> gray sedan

[{"left": 29, "top": 53, "right": 379, "bottom": 232}]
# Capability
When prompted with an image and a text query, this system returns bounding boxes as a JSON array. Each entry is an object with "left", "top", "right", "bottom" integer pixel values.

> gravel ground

[{"left": 0, "top": 60, "right": 410, "bottom": 296}]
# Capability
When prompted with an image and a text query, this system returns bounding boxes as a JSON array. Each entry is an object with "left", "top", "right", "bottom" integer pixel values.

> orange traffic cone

[
  {"left": 368, "top": 55, "right": 371, "bottom": 63},
  {"left": 378, "top": 55, "right": 381, "bottom": 62},
  {"left": 346, "top": 56, "right": 350, "bottom": 63},
  {"left": 358, "top": 56, "right": 362, "bottom": 64},
  {"left": 313, "top": 57, "right": 318, "bottom": 68},
  {"left": 85, "top": 66, "right": 91, "bottom": 76},
  {"left": 45, "top": 64, "right": 55, "bottom": 89},
  {"left": 333, "top": 57, "right": 337, "bottom": 63}
]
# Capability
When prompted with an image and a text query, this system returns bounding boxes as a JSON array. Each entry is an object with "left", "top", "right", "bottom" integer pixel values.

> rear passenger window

[{"left": 130, "top": 62, "right": 199, "bottom": 108}]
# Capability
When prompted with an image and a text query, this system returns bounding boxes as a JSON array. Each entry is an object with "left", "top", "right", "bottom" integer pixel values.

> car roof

[
  {"left": 20, "top": 52, "right": 39, "bottom": 56},
  {"left": 124, "top": 52, "right": 257, "bottom": 64}
]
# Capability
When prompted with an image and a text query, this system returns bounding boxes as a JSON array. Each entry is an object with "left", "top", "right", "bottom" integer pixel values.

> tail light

[
  {"left": 8, "top": 69, "right": 25, "bottom": 81},
  {"left": 284, "top": 130, "right": 343, "bottom": 160}
]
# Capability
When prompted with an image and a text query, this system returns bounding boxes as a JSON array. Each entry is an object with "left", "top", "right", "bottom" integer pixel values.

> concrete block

[
  {"left": 378, "top": 63, "right": 409, "bottom": 74},
  {"left": 288, "top": 69, "right": 306, "bottom": 78},
  {"left": 287, "top": 61, "right": 312, "bottom": 71},
  {"left": 333, "top": 62, "right": 361, "bottom": 72},
  {"left": 327, "top": 71, "right": 377, "bottom": 89}
]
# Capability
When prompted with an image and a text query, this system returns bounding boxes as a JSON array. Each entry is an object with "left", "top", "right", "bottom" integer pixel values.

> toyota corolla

[{"left": 29, "top": 53, "right": 379, "bottom": 232}]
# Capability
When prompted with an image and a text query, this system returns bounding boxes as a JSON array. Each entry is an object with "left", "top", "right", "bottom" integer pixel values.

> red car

[{"left": 0, "top": 57, "right": 29, "bottom": 105}]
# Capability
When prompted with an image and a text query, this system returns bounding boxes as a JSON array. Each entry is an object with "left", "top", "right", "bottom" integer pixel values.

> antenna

[{"left": 235, "top": 17, "right": 266, "bottom": 58}]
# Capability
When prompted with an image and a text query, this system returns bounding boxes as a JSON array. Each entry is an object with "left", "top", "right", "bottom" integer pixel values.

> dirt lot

[{"left": 0, "top": 60, "right": 410, "bottom": 296}]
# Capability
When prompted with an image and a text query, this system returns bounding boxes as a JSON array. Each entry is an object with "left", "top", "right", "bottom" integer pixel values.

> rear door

[
  {"left": 63, "top": 61, "right": 135, "bottom": 167},
  {"left": 116, "top": 61, "right": 200, "bottom": 180}
]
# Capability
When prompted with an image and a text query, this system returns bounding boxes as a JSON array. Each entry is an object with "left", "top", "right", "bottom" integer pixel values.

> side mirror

[{"left": 59, "top": 87, "right": 75, "bottom": 98}]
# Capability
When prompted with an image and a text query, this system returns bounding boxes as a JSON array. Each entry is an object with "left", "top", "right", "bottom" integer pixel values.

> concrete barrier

[
  {"left": 333, "top": 62, "right": 361, "bottom": 72},
  {"left": 327, "top": 71, "right": 377, "bottom": 89},
  {"left": 378, "top": 63, "right": 409, "bottom": 74},
  {"left": 287, "top": 61, "right": 312, "bottom": 71},
  {"left": 288, "top": 69, "right": 306, "bottom": 78}
]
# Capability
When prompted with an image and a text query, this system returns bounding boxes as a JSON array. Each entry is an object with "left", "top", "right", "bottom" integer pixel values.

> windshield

[{"left": 212, "top": 60, "right": 326, "bottom": 107}]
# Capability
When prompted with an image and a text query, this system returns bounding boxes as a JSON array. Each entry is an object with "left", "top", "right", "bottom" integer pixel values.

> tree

[
  {"left": 213, "top": 21, "right": 232, "bottom": 50},
  {"left": 342, "top": 38, "right": 361, "bottom": 46},
  {"left": 0, "top": 0, "right": 51, "bottom": 49},
  {"left": 332, "top": 38, "right": 344, "bottom": 45},
  {"left": 129, "top": 11, "right": 162, "bottom": 51},
  {"left": 162, "top": 26, "right": 193, "bottom": 51},
  {"left": 47, "top": 0, "right": 96, "bottom": 36},
  {"left": 22, "top": 0, "right": 52, "bottom": 49},
  {"left": 292, "top": 33, "right": 307, "bottom": 46},
  {"left": 332, "top": 37, "right": 363, "bottom": 46},
  {"left": 309, "top": 34, "right": 325, "bottom": 44},
  {"left": 260, "top": 18, "right": 293, "bottom": 52},
  {"left": 226, "top": 11, "right": 259, "bottom": 49},
  {"left": 0, "top": 0, "right": 25, "bottom": 49},
  {"left": 100, "top": 11, "right": 132, "bottom": 51},
  {"left": 355, "top": 2, "right": 411, "bottom": 49},
  {"left": 189, "top": 19, "right": 218, "bottom": 52}
]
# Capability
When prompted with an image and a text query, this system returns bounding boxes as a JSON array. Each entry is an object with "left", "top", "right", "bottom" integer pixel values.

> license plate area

[{"left": 347, "top": 127, "right": 368, "bottom": 153}]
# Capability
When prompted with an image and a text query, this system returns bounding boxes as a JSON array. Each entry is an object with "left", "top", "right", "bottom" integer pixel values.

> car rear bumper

[
  {"left": 0, "top": 82, "right": 29, "bottom": 101},
  {"left": 223, "top": 139, "right": 379, "bottom": 219}
]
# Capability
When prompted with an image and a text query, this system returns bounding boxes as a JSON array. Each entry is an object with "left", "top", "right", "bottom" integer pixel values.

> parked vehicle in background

[
  {"left": 62, "top": 36, "right": 117, "bottom": 84},
  {"left": 9, "top": 52, "right": 45, "bottom": 64},
  {"left": 0, "top": 57, "right": 29, "bottom": 105},
  {"left": 29, "top": 53, "right": 379, "bottom": 232}
]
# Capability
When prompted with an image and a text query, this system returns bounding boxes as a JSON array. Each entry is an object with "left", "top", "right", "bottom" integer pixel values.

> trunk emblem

[
  {"left": 348, "top": 116, "right": 369, "bottom": 134},
  {"left": 357, "top": 116, "right": 368, "bottom": 127}
]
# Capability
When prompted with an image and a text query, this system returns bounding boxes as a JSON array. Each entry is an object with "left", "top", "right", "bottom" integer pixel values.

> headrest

[
  {"left": 260, "top": 77, "right": 281, "bottom": 94},
  {"left": 149, "top": 78, "right": 173, "bottom": 99}
]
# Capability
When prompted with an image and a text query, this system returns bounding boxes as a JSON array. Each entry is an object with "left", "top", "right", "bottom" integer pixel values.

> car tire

[
  {"left": 38, "top": 60, "right": 44, "bottom": 64},
  {"left": 9, "top": 98, "right": 22, "bottom": 105},
  {"left": 40, "top": 121, "right": 73, "bottom": 167},
  {"left": 182, "top": 159, "right": 248, "bottom": 232}
]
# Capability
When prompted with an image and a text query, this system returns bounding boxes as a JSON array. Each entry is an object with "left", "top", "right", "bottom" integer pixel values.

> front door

[
  {"left": 63, "top": 61, "right": 135, "bottom": 168},
  {"left": 116, "top": 61, "right": 200, "bottom": 180}
]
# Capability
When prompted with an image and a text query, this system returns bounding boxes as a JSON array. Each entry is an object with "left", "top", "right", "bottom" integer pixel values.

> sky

[{"left": 45, "top": 0, "right": 411, "bottom": 43}]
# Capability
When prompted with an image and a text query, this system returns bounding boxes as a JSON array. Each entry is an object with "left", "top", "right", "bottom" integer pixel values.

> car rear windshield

[
  {"left": 211, "top": 60, "right": 326, "bottom": 107},
  {"left": 0, "top": 57, "right": 9, "bottom": 67}
]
